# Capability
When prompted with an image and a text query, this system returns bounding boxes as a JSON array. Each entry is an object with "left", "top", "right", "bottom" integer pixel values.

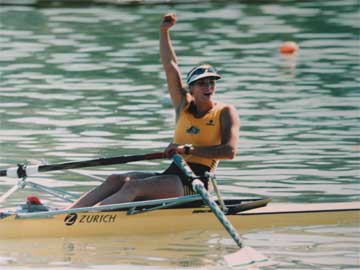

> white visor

[{"left": 186, "top": 64, "right": 221, "bottom": 85}]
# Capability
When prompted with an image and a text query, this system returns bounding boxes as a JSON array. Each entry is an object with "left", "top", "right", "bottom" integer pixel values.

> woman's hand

[
  {"left": 160, "top": 13, "right": 176, "bottom": 31},
  {"left": 165, "top": 142, "right": 185, "bottom": 158}
]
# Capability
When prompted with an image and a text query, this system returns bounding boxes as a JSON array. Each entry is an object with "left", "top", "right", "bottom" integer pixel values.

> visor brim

[{"left": 187, "top": 73, "right": 221, "bottom": 85}]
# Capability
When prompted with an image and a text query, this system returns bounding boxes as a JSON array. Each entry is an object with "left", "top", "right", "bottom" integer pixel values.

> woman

[{"left": 68, "top": 13, "right": 239, "bottom": 208}]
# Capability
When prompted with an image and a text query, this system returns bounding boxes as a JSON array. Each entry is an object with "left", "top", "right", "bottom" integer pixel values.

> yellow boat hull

[{"left": 0, "top": 202, "right": 359, "bottom": 239}]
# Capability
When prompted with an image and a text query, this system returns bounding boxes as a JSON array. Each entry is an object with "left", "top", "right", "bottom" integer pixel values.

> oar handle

[{"left": 0, "top": 152, "right": 165, "bottom": 178}]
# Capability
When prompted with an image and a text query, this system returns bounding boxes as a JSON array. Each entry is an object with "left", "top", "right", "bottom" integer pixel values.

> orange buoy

[{"left": 279, "top": 41, "right": 299, "bottom": 54}]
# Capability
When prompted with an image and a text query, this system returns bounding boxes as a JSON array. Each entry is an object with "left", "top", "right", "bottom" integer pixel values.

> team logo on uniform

[
  {"left": 186, "top": 126, "right": 200, "bottom": 134},
  {"left": 64, "top": 213, "right": 78, "bottom": 226},
  {"left": 206, "top": 120, "right": 215, "bottom": 126}
]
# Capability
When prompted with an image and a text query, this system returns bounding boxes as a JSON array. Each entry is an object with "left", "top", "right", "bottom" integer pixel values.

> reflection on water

[
  {"left": 0, "top": 0, "right": 359, "bottom": 269},
  {"left": 0, "top": 225, "right": 358, "bottom": 269}
]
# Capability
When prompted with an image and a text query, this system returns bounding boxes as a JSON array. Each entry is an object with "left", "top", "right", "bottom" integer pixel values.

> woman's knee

[
  {"left": 105, "top": 172, "right": 149, "bottom": 183},
  {"left": 104, "top": 174, "right": 130, "bottom": 188}
]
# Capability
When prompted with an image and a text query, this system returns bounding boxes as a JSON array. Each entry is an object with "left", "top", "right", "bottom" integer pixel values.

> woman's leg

[
  {"left": 67, "top": 172, "right": 156, "bottom": 209},
  {"left": 98, "top": 175, "right": 184, "bottom": 205}
]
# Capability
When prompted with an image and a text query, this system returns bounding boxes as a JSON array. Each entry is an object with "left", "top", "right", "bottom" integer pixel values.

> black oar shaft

[
  {"left": 38, "top": 152, "right": 165, "bottom": 172},
  {"left": 0, "top": 152, "right": 165, "bottom": 178}
]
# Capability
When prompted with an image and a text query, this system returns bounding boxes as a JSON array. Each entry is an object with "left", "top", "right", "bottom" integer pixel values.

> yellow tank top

[{"left": 174, "top": 102, "right": 225, "bottom": 170}]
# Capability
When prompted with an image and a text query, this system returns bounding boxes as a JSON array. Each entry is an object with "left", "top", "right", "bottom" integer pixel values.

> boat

[
  {"left": 1, "top": 152, "right": 359, "bottom": 267},
  {"left": 0, "top": 196, "right": 358, "bottom": 239}
]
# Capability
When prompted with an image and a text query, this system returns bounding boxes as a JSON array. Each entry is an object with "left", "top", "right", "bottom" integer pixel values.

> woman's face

[{"left": 189, "top": 78, "right": 216, "bottom": 102}]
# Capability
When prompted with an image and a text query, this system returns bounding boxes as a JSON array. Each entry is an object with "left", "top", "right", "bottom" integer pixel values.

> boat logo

[
  {"left": 64, "top": 213, "right": 78, "bottom": 226},
  {"left": 64, "top": 213, "right": 118, "bottom": 226}
]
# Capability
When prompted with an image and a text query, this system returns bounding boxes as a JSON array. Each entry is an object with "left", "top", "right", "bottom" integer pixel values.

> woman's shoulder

[
  {"left": 215, "top": 102, "right": 236, "bottom": 112},
  {"left": 219, "top": 103, "right": 240, "bottom": 124}
]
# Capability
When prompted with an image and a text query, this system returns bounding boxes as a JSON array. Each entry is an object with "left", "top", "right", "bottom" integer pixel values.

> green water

[{"left": 0, "top": 1, "right": 359, "bottom": 269}]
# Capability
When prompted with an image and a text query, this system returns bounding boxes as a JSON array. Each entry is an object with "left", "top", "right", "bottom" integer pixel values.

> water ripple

[{"left": 0, "top": 1, "right": 358, "bottom": 203}]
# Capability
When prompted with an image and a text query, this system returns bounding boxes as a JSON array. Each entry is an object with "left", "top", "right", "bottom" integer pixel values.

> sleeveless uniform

[{"left": 162, "top": 102, "right": 225, "bottom": 195}]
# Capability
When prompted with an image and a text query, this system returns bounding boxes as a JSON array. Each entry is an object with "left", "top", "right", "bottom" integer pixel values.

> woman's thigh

[
  {"left": 135, "top": 175, "right": 185, "bottom": 200},
  {"left": 104, "top": 171, "right": 158, "bottom": 189},
  {"left": 100, "top": 174, "right": 184, "bottom": 204}
]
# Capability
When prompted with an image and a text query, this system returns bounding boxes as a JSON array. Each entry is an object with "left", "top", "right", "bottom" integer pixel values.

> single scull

[
  {"left": 0, "top": 196, "right": 358, "bottom": 239},
  {"left": 1, "top": 152, "right": 359, "bottom": 268}
]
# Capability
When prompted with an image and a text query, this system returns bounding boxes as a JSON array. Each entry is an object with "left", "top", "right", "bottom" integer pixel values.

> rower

[{"left": 66, "top": 13, "right": 240, "bottom": 208}]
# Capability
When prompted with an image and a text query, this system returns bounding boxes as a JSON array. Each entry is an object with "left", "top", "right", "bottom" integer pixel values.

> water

[{"left": 0, "top": 0, "right": 359, "bottom": 269}]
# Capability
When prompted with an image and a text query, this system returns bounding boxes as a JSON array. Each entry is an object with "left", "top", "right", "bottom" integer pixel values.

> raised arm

[{"left": 160, "top": 13, "right": 189, "bottom": 113}]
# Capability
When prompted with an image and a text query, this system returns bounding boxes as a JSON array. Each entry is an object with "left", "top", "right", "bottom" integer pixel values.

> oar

[
  {"left": 0, "top": 185, "right": 19, "bottom": 204},
  {"left": 0, "top": 152, "right": 165, "bottom": 178},
  {"left": 208, "top": 173, "right": 227, "bottom": 212},
  {"left": 172, "top": 154, "right": 270, "bottom": 268}
]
